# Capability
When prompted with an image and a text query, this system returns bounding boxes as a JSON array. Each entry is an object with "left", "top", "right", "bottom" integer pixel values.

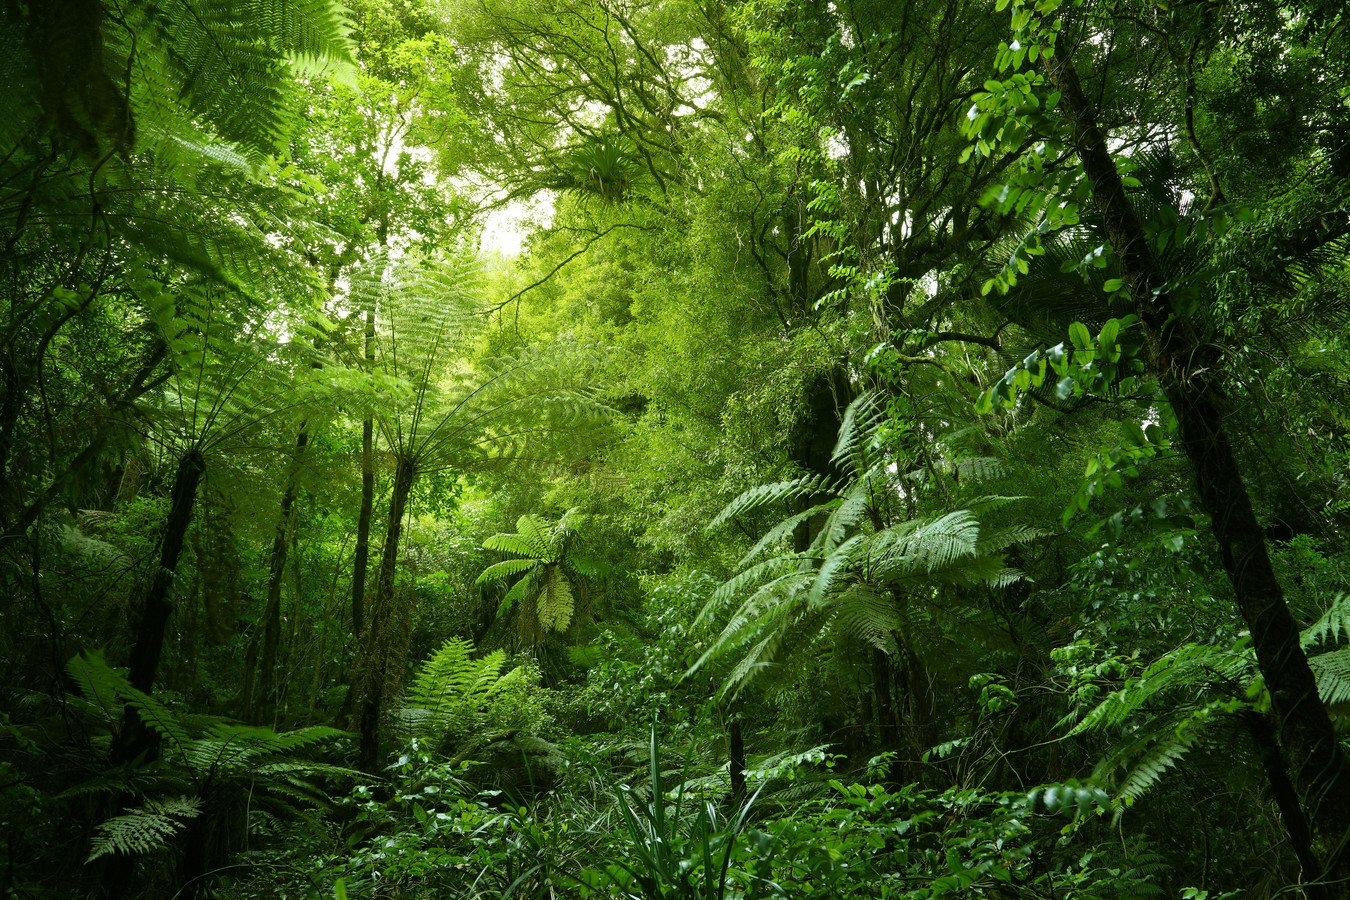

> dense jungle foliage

[{"left": 3, "top": 0, "right": 1350, "bottom": 897}]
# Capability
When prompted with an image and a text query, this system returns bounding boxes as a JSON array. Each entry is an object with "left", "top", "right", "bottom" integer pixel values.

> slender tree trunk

[
  {"left": 1047, "top": 52, "right": 1350, "bottom": 884},
  {"left": 1246, "top": 711, "right": 1329, "bottom": 899},
  {"left": 355, "top": 454, "right": 416, "bottom": 772},
  {"left": 112, "top": 448, "right": 204, "bottom": 763},
  {"left": 253, "top": 429, "right": 308, "bottom": 724},
  {"left": 871, "top": 647, "right": 898, "bottom": 745},
  {"left": 728, "top": 717, "right": 746, "bottom": 802},
  {"left": 351, "top": 308, "right": 376, "bottom": 635}
]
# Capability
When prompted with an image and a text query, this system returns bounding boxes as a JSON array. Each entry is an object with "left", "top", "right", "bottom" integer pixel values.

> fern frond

[
  {"left": 67, "top": 652, "right": 123, "bottom": 721},
  {"left": 1304, "top": 593, "right": 1350, "bottom": 649},
  {"left": 830, "top": 392, "right": 884, "bottom": 474},
  {"left": 808, "top": 534, "right": 865, "bottom": 608},
  {"left": 949, "top": 457, "right": 1005, "bottom": 483},
  {"left": 476, "top": 557, "right": 540, "bottom": 584},
  {"left": 515, "top": 514, "right": 554, "bottom": 555},
  {"left": 830, "top": 586, "right": 904, "bottom": 655},
  {"left": 977, "top": 524, "right": 1050, "bottom": 554},
  {"left": 87, "top": 796, "right": 202, "bottom": 862},
  {"left": 871, "top": 510, "right": 981, "bottom": 578},
  {"left": 812, "top": 492, "right": 869, "bottom": 557},
  {"left": 1065, "top": 643, "right": 1250, "bottom": 737},
  {"left": 1310, "top": 647, "right": 1350, "bottom": 707},
  {"left": 738, "top": 501, "right": 839, "bottom": 567},
  {"left": 708, "top": 474, "right": 836, "bottom": 531},
  {"left": 538, "top": 564, "right": 575, "bottom": 632},
  {"left": 1098, "top": 724, "right": 1199, "bottom": 812}
]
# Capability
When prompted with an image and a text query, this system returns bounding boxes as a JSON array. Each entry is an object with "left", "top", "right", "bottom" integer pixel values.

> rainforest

[{"left": 3, "top": 0, "right": 1350, "bottom": 897}]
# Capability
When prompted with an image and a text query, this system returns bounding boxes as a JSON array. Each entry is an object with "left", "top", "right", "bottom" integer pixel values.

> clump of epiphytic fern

[{"left": 554, "top": 135, "right": 643, "bottom": 205}]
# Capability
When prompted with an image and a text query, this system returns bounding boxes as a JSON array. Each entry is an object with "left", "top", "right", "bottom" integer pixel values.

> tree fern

[
  {"left": 67, "top": 652, "right": 192, "bottom": 758},
  {"left": 697, "top": 393, "right": 1031, "bottom": 699},
  {"left": 476, "top": 509, "right": 598, "bottom": 643}
]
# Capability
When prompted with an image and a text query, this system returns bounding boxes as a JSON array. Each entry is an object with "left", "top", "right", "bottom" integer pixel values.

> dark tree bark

[
  {"left": 871, "top": 646, "right": 900, "bottom": 754},
  {"left": 728, "top": 717, "right": 746, "bottom": 802},
  {"left": 253, "top": 429, "right": 308, "bottom": 724},
  {"left": 354, "top": 454, "right": 416, "bottom": 772},
  {"left": 1046, "top": 51, "right": 1350, "bottom": 887},
  {"left": 111, "top": 448, "right": 204, "bottom": 763},
  {"left": 351, "top": 307, "right": 376, "bottom": 635}
]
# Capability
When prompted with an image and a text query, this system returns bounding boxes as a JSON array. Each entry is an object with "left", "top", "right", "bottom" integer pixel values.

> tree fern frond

[
  {"left": 813, "top": 492, "right": 869, "bottom": 557},
  {"left": 68, "top": 652, "right": 192, "bottom": 758},
  {"left": 1304, "top": 593, "right": 1350, "bottom": 648},
  {"left": 708, "top": 474, "right": 836, "bottom": 531},
  {"left": 704, "top": 554, "right": 813, "bottom": 614},
  {"left": 1095, "top": 722, "right": 1202, "bottom": 814},
  {"left": 738, "top": 501, "right": 840, "bottom": 567},
  {"left": 67, "top": 652, "right": 124, "bottom": 721},
  {"left": 831, "top": 587, "right": 904, "bottom": 655},
  {"left": 1310, "top": 647, "right": 1350, "bottom": 707},
  {"left": 476, "top": 557, "right": 539, "bottom": 583},
  {"left": 808, "top": 534, "right": 865, "bottom": 608},
  {"left": 949, "top": 457, "right": 1005, "bottom": 483},
  {"left": 86, "top": 795, "right": 202, "bottom": 862},
  {"left": 514, "top": 515, "right": 554, "bottom": 557},
  {"left": 830, "top": 391, "right": 884, "bottom": 473},
  {"left": 401, "top": 639, "right": 515, "bottom": 745},
  {"left": 871, "top": 510, "right": 981, "bottom": 577},
  {"left": 483, "top": 534, "right": 545, "bottom": 564},
  {"left": 538, "top": 564, "right": 575, "bottom": 632},
  {"left": 977, "top": 524, "right": 1049, "bottom": 554},
  {"left": 1065, "top": 642, "right": 1250, "bottom": 737}
]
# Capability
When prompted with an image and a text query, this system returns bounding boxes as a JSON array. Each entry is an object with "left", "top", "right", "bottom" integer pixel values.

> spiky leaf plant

[{"left": 554, "top": 135, "right": 644, "bottom": 206}]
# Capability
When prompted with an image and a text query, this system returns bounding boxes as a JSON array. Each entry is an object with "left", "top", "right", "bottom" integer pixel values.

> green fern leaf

[
  {"left": 538, "top": 564, "right": 574, "bottom": 632},
  {"left": 87, "top": 795, "right": 202, "bottom": 862},
  {"left": 476, "top": 557, "right": 539, "bottom": 583},
  {"left": 708, "top": 474, "right": 836, "bottom": 531},
  {"left": 1304, "top": 593, "right": 1350, "bottom": 648}
]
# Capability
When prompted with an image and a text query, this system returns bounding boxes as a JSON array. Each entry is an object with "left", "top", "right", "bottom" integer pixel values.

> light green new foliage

[{"left": 400, "top": 639, "right": 543, "bottom": 748}]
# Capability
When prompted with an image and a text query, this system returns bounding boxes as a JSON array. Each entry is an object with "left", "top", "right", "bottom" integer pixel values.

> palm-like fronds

[
  {"left": 477, "top": 509, "right": 596, "bottom": 642},
  {"left": 695, "top": 392, "right": 1031, "bottom": 698},
  {"left": 1064, "top": 602, "right": 1350, "bottom": 815}
]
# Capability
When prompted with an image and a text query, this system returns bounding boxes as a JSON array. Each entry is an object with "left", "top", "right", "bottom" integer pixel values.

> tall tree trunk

[
  {"left": 354, "top": 454, "right": 416, "bottom": 772},
  {"left": 351, "top": 307, "right": 376, "bottom": 635},
  {"left": 1046, "top": 52, "right": 1350, "bottom": 884},
  {"left": 112, "top": 448, "right": 204, "bottom": 763},
  {"left": 871, "top": 646, "right": 899, "bottom": 754},
  {"left": 253, "top": 429, "right": 308, "bottom": 724},
  {"left": 728, "top": 716, "right": 746, "bottom": 802}
]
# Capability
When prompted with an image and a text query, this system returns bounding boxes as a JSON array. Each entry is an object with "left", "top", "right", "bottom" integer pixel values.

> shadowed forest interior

[{"left": 4, "top": 0, "right": 1350, "bottom": 897}]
